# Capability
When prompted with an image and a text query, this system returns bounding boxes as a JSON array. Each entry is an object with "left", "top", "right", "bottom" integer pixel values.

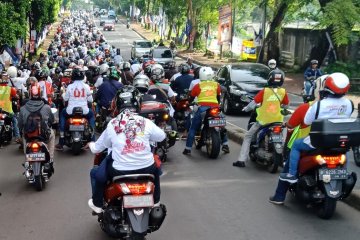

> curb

[{"left": 132, "top": 23, "right": 359, "bottom": 211}]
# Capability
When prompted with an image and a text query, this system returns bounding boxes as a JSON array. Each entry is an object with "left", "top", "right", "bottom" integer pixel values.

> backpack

[{"left": 24, "top": 109, "right": 50, "bottom": 141}]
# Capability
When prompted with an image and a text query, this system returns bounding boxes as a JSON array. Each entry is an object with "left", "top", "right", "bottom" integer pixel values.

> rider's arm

[
  {"left": 287, "top": 103, "right": 309, "bottom": 129},
  {"left": 85, "top": 84, "right": 93, "bottom": 102},
  {"left": 303, "top": 102, "right": 318, "bottom": 125},
  {"left": 147, "top": 119, "right": 167, "bottom": 142},
  {"left": 64, "top": 86, "right": 71, "bottom": 102},
  {"left": 89, "top": 126, "right": 112, "bottom": 154},
  {"left": 281, "top": 93, "right": 290, "bottom": 106}
]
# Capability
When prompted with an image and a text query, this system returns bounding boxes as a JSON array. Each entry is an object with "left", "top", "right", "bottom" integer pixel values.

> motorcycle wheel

[
  {"left": 268, "top": 152, "right": 281, "bottom": 173},
  {"left": 317, "top": 197, "right": 337, "bottom": 219},
  {"left": 353, "top": 146, "right": 360, "bottom": 167},
  {"left": 206, "top": 128, "right": 221, "bottom": 159},
  {"left": 130, "top": 232, "right": 145, "bottom": 240},
  {"left": 34, "top": 175, "right": 44, "bottom": 191},
  {"left": 72, "top": 142, "right": 83, "bottom": 155}
]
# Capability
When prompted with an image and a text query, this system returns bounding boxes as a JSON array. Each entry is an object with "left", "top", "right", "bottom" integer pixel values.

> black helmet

[
  {"left": 55, "top": 67, "right": 62, "bottom": 74},
  {"left": 180, "top": 63, "right": 190, "bottom": 74},
  {"left": 36, "top": 70, "right": 47, "bottom": 80},
  {"left": 267, "top": 69, "right": 284, "bottom": 87},
  {"left": 72, "top": 67, "right": 85, "bottom": 80},
  {"left": 115, "top": 86, "right": 140, "bottom": 113}
]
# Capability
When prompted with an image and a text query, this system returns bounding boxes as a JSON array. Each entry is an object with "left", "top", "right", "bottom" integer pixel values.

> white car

[{"left": 131, "top": 40, "right": 153, "bottom": 59}]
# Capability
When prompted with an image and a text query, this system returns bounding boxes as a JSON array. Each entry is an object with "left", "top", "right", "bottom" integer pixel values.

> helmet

[
  {"left": 142, "top": 60, "right": 155, "bottom": 70},
  {"left": 88, "top": 60, "right": 96, "bottom": 67},
  {"left": 122, "top": 62, "right": 131, "bottom": 71},
  {"left": 72, "top": 67, "right": 85, "bottom": 80},
  {"left": 180, "top": 64, "right": 191, "bottom": 74},
  {"left": 323, "top": 72, "right": 350, "bottom": 96},
  {"left": 69, "top": 62, "right": 76, "bottom": 68},
  {"left": 193, "top": 66, "right": 201, "bottom": 79},
  {"left": 150, "top": 64, "right": 165, "bottom": 82},
  {"left": 78, "top": 59, "right": 84, "bottom": 66},
  {"left": 310, "top": 59, "right": 318, "bottom": 65},
  {"left": 7, "top": 66, "right": 17, "bottom": 78},
  {"left": 116, "top": 48, "right": 121, "bottom": 55},
  {"left": 268, "top": 69, "right": 284, "bottom": 87},
  {"left": 115, "top": 86, "right": 140, "bottom": 113},
  {"left": 36, "top": 71, "right": 47, "bottom": 80},
  {"left": 268, "top": 59, "right": 277, "bottom": 69},
  {"left": 199, "top": 67, "right": 214, "bottom": 81},
  {"left": 133, "top": 74, "right": 150, "bottom": 93},
  {"left": 0, "top": 72, "right": 9, "bottom": 84},
  {"left": 109, "top": 67, "right": 120, "bottom": 80},
  {"left": 29, "top": 83, "right": 42, "bottom": 100},
  {"left": 99, "top": 63, "right": 109, "bottom": 75},
  {"left": 55, "top": 67, "right": 62, "bottom": 74},
  {"left": 168, "top": 61, "right": 176, "bottom": 69}
]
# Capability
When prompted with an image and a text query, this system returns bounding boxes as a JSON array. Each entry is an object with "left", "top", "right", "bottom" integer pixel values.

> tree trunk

[
  {"left": 146, "top": 0, "right": 151, "bottom": 29},
  {"left": 167, "top": 22, "right": 173, "bottom": 40},
  {"left": 258, "top": 2, "right": 289, "bottom": 63},
  {"left": 187, "top": 0, "right": 196, "bottom": 51}
]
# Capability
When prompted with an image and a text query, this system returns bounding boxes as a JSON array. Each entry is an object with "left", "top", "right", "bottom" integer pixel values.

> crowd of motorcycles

[{"left": 1, "top": 9, "right": 360, "bottom": 239}]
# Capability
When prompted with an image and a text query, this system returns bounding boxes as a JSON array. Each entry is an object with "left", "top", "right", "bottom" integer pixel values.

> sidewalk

[{"left": 131, "top": 21, "right": 360, "bottom": 211}]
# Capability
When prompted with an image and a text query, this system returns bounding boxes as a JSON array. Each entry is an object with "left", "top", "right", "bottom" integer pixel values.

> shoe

[
  {"left": 182, "top": 149, "right": 191, "bottom": 155},
  {"left": 15, "top": 138, "right": 22, "bottom": 144},
  {"left": 222, "top": 145, "right": 230, "bottom": 154},
  {"left": 269, "top": 196, "right": 284, "bottom": 205},
  {"left": 279, "top": 173, "right": 298, "bottom": 183},
  {"left": 233, "top": 161, "right": 245, "bottom": 167},
  {"left": 195, "top": 141, "right": 203, "bottom": 150},
  {"left": 55, "top": 144, "right": 64, "bottom": 151},
  {"left": 88, "top": 199, "right": 103, "bottom": 214}
]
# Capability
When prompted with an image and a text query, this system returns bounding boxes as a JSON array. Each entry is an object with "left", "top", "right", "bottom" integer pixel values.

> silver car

[
  {"left": 151, "top": 47, "right": 174, "bottom": 70},
  {"left": 131, "top": 40, "right": 153, "bottom": 58}
]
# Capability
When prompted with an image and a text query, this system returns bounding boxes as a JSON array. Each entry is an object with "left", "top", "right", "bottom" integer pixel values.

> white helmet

[
  {"left": 99, "top": 63, "right": 109, "bottom": 75},
  {"left": 268, "top": 59, "right": 276, "bottom": 69},
  {"left": 78, "top": 59, "right": 84, "bottom": 66},
  {"left": 7, "top": 66, "right": 17, "bottom": 78},
  {"left": 69, "top": 62, "right": 76, "bottom": 68},
  {"left": 87, "top": 60, "right": 96, "bottom": 67},
  {"left": 199, "top": 67, "right": 214, "bottom": 81},
  {"left": 323, "top": 72, "right": 350, "bottom": 95}
]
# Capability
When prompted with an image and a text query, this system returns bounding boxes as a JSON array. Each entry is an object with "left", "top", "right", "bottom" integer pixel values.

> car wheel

[{"left": 223, "top": 96, "right": 232, "bottom": 114}]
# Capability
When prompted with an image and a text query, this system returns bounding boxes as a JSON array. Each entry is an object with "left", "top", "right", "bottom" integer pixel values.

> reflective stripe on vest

[
  {"left": 256, "top": 87, "right": 285, "bottom": 125},
  {"left": 0, "top": 86, "right": 13, "bottom": 114},
  {"left": 197, "top": 81, "right": 218, "bottom": 104}
]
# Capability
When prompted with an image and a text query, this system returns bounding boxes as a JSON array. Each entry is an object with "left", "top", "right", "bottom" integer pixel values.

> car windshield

[
  {"left": 231, "top": 64, "right": 269, "bottom": 83},
  {"left": 135, "top": 42, "right": 152, "bottom": 48},
  {"left": 153, "top": 49, "right": 173, "bottom": 58},
  {"left": 105, "top": 20, "right": 114, "bottom": 24}
]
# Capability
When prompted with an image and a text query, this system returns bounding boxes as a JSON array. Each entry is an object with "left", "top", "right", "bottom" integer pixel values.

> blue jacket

[
  {"left": 97, "top": 79, "right": 123, "bottom": 108},
  {"left": 304, "top": 67, "right": 322, "bottom": 81},
  {"left": 171, "top": 74, "right": 194, "bottom": 97}
]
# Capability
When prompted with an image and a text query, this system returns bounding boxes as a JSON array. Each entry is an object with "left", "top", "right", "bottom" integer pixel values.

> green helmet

[{"left": 109, "top": 67, "right": 120, "bottom": 80}]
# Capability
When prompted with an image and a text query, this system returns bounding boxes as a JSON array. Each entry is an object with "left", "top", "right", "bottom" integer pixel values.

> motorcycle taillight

[
  {"left": 120, "top": 182, "right": 154, "bottom": 195},
  {"left": 315, "top": 154, "right": 346, "bottom": 168},
  {"left": 0, "top": 114, "right": 4, "bottom": 120},
  {"left": 69, "top": 118, "right": 85, "bottom": 125},
  {"left": 272, "top": 126, "right": 282, "bottom": 134},
  {"left": 30, "top": 142, "right": 41, "bottom": 152},
  {"left": 209, "top": 108, "right": 220, "bottom": 117}
]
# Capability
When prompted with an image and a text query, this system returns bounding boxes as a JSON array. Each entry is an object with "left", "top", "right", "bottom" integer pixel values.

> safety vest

[
  {"left": 0, "top": 85, "right": 13, "bottom": 113},
  {"left": 197, "top": 81, "right": 218, "bottom": 104},
  {"left": 256, "top": 87, "right": 286, "bottom": 125}
]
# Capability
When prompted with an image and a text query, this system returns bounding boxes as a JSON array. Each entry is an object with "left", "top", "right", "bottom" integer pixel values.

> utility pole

[
  {"left": 231, "top": 0, "right": 236, "bottom": 58},
  {"left": 257, "top": 0, "right": 267, "bottom": 63}
]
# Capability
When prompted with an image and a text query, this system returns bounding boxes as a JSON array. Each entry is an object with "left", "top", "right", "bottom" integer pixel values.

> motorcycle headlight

[{"left": 229, "top": 86, "right": 246, "bottom": 96}]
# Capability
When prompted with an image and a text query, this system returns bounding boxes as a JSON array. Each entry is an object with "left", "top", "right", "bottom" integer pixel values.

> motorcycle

[
  {"left": 195, "top": 106, "right": 226, "bottom": 159},
  {"left": 126, "top": 20, "right": 130, "bottom": 29},
  {"left": 174, "top": 93, "right": 190, "bottom": 132},
  {"left": 0, "top": 108, "right": 13, "bottom": 147},
  {"left": 139, "top": 99, "right": 177, "bottom": 162},
  {"left": 289, "top": 118, "right": 358, "bottom": 219},
  {"left": 352, "top": 103, "right": 360, "bottom": 167},
  {"left": 64, "top": 107, "right": 93, "bottom": 155}
]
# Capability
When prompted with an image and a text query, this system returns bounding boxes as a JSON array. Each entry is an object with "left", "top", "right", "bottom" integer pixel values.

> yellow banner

[{"left": 241, "top": 40, "right": 257, "bottom": 60}]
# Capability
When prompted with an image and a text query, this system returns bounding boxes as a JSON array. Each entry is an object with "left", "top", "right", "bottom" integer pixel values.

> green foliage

[
  {"left": 31, "top": 0, "right": 62, "bottom": 32},
  {"left": 324, "top": 61, "right": 360, "bottom": 78}
]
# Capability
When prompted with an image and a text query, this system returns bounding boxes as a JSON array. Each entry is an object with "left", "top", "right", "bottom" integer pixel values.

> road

[{"left": 0, "top": 18, "right": 359, "bottom": 240}]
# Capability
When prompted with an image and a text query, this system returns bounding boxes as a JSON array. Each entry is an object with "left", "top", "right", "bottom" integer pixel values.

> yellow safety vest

[
  {"left": 0, "top": 86, "right": 13, "bottom": 114},
  {"left": 256, "top": 87, "right": 286, "bottom": 125},
  {"left": 197, "top": 81, "right": 218, "bottom": 104}
]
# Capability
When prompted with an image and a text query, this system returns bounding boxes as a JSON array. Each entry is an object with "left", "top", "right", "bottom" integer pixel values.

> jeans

[
  {"left": 288, "top": 138, "right": 315, "bottom": 176},
  {"left": 12, "top": 113, "right": 20, "bottom": 138},
  {"left": 59, "top": 108, "right": 95, "bottom": 132},
  {"left": 90, "top": 153, "right": 113, "bottom": 198},
  {"left": 304, "top": 81, "right": 314, "bottom": 95},
  {"left": 92, "top": 161, "right": 161, "bottom": 207},
  {"left": 271, "top": 159, "right": 291, "bottom": 201},
  {"left": 185, "top": 106, "right": 228, "bottom": 149}
]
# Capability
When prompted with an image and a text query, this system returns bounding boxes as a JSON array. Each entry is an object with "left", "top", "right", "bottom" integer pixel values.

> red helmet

[
  {"left": 29, "top": 83, "right": 42, "bottom": 100},
  {"left": 142, "top": 60, "right": 155, "bottom": 70},
  {"left": 324, "top": 73, "right": 350, "bottom": 95}
]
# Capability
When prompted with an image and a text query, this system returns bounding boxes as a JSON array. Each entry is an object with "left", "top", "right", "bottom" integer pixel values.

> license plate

[
  {"left": 26, "top": 153, "right": 46, "bottom": 162},
  {"left": 319, "top": 168, "right": 348, "bottom": 181},
  {"left": 69, "top": 125, "right": 84, "bottom": 131},
  {"left": 0, "top": 120, "right": 4, "bottom": 126},
  {"left": 270, "top": 134, "right": 283, "bottom": 142},
  {"left": 123, "top": 194, "right": 154, "bottom": 208},
  {"left": 209, "top": 119, "right": 226, "bottom": 127}
]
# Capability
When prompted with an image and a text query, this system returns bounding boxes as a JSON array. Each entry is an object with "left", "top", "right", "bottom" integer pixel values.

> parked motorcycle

[
  {"left": 64, "top": 107, "right": 93, "bottom": 155},
  {"left": 289, "top": 118, "right": 358, "bottom": 219},
  {"left": 0, "top": 108, "right": 13, "bottom": 147},
  {"left": 196, "top": 106, "right": 226, "bottom": 159}
]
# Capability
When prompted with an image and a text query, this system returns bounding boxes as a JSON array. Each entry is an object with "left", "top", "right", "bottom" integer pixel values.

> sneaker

[
  {"left": 279, "top": 173, "right": 298, "bottom": 183},
  {"left": 55, "top": 144, "right": 64, "bottom": 151},
  {"left": 88, "top": 199, "right": 103, "bottom": 214},
  {"left": 182, "top": 149, "right": 191, "bottom": 155},
  {"left": 269, "top": 196, "right": 284, "bottom": 205},
  {"left": 233, "top": 161, "right": 245, "bottom": 168},
  {"left": 15, "top": 138, "right": 22, "bottom": 144},
  {"left": 222, "top": 145, "right": 230, "bottom": 154}
]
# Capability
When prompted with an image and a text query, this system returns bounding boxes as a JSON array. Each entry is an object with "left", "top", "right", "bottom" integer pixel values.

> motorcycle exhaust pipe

[{"left": 148, "top": 204, "right": 167, "bottom": 232}]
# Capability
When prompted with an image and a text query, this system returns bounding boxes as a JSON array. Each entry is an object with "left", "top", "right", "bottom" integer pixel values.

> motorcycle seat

[
  {"left": 70, "top": 107, "right": 84, "bottom": 116},
  {"left": 112, "top": 174, "right": 154, "bottom": 183}
]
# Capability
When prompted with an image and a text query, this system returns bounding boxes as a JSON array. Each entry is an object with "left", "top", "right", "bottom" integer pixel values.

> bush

[{"left": 324, "top": 61, "right": 360, "bottom": 94}]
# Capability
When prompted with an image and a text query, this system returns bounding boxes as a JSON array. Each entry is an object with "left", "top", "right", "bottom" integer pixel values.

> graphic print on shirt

[{"left": 111, "top": 111, "right": 146, "bottom": 155}]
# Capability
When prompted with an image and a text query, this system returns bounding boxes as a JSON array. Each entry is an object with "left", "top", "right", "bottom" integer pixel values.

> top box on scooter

[{"left": 310, "top": 118, "right": 360, "bottom": 149}]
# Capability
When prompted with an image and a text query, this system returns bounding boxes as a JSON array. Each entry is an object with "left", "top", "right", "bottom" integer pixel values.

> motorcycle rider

[
  {"left": 55, "top": 67, "right": 95, "bottom": 150},
  {"left": 183, "top": 67, "right": 229, "bottom": 155},
  {"left": 304, "top": 59, "right": 322, "bottom": 95},
  {"left": 113, "top": 48, "right": 123, "bottom": 66},
  {"left": 233, "top": 70, "right": 289, "bottom": 167},
  {"left": 18, "top": 83, "right": 55, "bottom": 175},
  {"left": 186, "top": 56, "right": 195, "bottom": 70},
  {"left": 170, "top": 63, "right": 194, "bottom": 101},
  {"left": 94, "top": 63, "right": 109, "bottom": 88},
  {"left": 279, "top": 73, "right": 353, "bottom": 183},
  {"left": 86, "top": 88, "right": 166, "bottom": 213},
  {"left": 165, "top": 61, "right": 178, "bottom": 81},
  {"left": 120, "top": 62, "right": 134, "bottom": 85}
]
